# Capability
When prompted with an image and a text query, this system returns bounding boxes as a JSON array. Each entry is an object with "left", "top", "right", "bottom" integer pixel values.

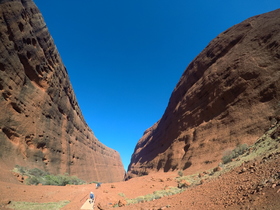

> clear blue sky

[{"left": 33, "top": 0, "right": 279, "bottom": 171}]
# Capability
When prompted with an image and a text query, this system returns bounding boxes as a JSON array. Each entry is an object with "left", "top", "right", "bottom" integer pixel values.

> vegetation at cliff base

[{"left": 13, "top": 165, "right": 85, "bottom": 186}]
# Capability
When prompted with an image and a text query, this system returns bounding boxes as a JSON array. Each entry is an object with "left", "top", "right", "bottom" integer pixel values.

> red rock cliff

[
  {"left": 127, "top": 9, "right": 280, "bottom": 178},
  {"left": 0, "top": 0, "right": 124, "bottom": 182}
]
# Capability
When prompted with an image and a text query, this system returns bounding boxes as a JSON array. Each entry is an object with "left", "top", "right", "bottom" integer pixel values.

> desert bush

[
  {"left": 153, "top": 192, "right": 162, "bottom": 200},
  {"left": 44, "top": 174, "right": 85, "bottom": 186},
  {"left": 13, "top": 165, "right": 85, "bottom": 186},
  {"left": 165, "top": 187, "right": 182, "bottom": 195},
  {"left": 143, "top": 194, "right": 155, "bottom": 201},
  {"left": 177, "top": 170, "right": 184, "bottom": 177},
  {"left": 14, "top": 165, "right": 28, "bottom": 175},
  {"left": 118, "top": 193, "right": 126, "bottom": 198},
  {"left": 68, "top": 176, "right": 85, "bottom": 185},
  {"left": 126, "top": 199, "right": 137, "bottom": 205},
  {"left": 26, "top": 176, "right": 41, "bottom": 185},
  {"left": 153, "top": 188, "right": 182, "bottom": 198},
  {"left": 222, "top": 144, "right": 248, "bottom": 164},
  {"left": 136, "top": 196, "right": 145, "bottom": 203},
  {"left": 29, "top": 168, "right": 48, "bottom": 177},
  {"left": 126, "top": 187, "right": 185, "bottom": 205},
  {"left": 43, "top": 175, "right": 62, "bottom": 186}
]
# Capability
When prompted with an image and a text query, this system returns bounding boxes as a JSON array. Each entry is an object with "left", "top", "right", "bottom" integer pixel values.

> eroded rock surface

[
  {"left": 127, "top": 9, "right": 280, "bottom": 178},
  {"left": 0, "top": 0, "right": 124, "bottom": 182}
]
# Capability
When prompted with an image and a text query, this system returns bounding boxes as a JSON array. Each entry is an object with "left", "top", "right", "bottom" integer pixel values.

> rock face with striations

[
  {"left": 127, "top": 9, "right": 280, "bottom": 178},
  {"left": 0, "top": 0, "right": 124, "bottom": 182}
]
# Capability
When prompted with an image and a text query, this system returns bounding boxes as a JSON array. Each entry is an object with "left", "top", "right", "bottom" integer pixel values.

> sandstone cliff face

[
  {"left": 127, "top": 9, "right": 280, "bottom": 178},
  {"left": 0, "top": 0, "right": 124, "bottom": 182}
]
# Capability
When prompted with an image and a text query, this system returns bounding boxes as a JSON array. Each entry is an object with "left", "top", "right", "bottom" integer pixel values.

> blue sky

[{"left": 33, "top": 0, "right": 279, "bottom": 171}]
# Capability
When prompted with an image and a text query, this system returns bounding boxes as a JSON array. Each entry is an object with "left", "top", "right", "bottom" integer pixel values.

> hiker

[
  {"left": 96, "top": 182, "right": 101, "bottom": 189},
  {"left": 89, "top": 192, "right": 94, "bottom": 204}
]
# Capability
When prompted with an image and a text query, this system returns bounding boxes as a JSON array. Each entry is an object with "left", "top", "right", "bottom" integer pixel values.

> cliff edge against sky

[
  {"left": 0, "top": 0, "right": 124, "bottom": 182},
  {"left": 127, "top": 9, "right": 280, "bottom": 178}
]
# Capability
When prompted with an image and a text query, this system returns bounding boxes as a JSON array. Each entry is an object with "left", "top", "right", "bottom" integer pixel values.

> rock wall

[
  {"left": 127, "top": 9, "right": 280, "bottom": 178},
  {"left": 0, "top": 0, "right": 125, "bottom": 182}
]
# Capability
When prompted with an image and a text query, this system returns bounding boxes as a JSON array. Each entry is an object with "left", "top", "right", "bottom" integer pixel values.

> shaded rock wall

[
  {"left": 0, "top": 0, "right": 124, "bottom": 182},
  {"left": 127, "top": 9, "right": 280, "bottom": 178}
]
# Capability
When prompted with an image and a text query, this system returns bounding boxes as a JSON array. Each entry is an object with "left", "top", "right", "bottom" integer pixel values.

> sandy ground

[
  {"left": 0, "top": 151, "right": 280, "bottom": 210},
  {"left": 81, "top": 199, "right": 94, "bottom": 210}
]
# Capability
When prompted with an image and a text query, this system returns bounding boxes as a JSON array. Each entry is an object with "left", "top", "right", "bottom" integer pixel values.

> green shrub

[
  {"left": 13, "top": 165, "right": 85, "bottom": 186},
  {"left": 43, "top": 174, "right": 85, "bottom": 186},
  {"left": 14, "top": 165, "right": 28, "bottom": 175},
  {"left": 44, "top": 175, "right": 65, "bottom": 186},
  {"left": 29, "top": 168, "right": 48, "bottom": 177},
  {"left": 26, "top": 176, "right": 41, "bottom": 185},
  {"left": 177, "top": 170, "right": 184, "bottom": 177},
  {"left": 136, "top": 196, "right": 145, "bottom": 203},
  {"left": 118, "top": 193, "right": 126, "bottom": 197},
  {"left": 143, "top": 194, "right": 155, "bottom": 201},
  {"left": 153, "top": 190, "right": 168, "bottom": 199},
  {"left": 126, "top": 187, "right": 185, "bottom": 205},
  {"left": 153, "top": 192, "right": 162, "bottom": 200},
  {"left": 69, "top": 176, "right": 85, "bottom": 185},
  {"left": 222, "top": 144, "right": 248, "bottom": 164}
]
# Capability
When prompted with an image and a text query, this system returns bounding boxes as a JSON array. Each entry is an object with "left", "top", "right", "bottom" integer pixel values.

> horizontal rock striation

[
  {"left": 0, "top": 0, "right": 124, "bottom": 182},
  {"left": 127, "top": 9, "right": 280, "bottom": 178}
]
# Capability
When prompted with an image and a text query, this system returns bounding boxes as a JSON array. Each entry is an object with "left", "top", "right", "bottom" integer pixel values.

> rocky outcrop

[
  {"left": 0, "top": 0, "right": 124, "bottom": 182},
  {"left": 127, "top": 9, "right": 280, "bottom": 178}
]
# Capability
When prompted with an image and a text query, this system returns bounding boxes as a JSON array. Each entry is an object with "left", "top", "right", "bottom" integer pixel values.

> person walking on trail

[
  {"left": 96, "top": 182, "right": 101, "bottom": 189},
  {"left": 89, "top": 192, "right": 94, "bottom": 204}
]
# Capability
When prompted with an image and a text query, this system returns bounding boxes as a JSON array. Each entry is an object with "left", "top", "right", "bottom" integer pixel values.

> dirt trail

[{"left": 80, "top": 199, "right": 94, "bottom": 210}]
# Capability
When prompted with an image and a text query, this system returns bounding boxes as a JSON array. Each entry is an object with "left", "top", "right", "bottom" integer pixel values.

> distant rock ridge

[
  {"left": 0, "top": 0, "right": 124, "bottom": 182},
  {"left": 127, "top": 9, "right": 280, "bottom": 179}
]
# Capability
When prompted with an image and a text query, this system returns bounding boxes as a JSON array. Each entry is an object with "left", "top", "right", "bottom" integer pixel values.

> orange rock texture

[
  {"left": 127, "top": 9, "right": 280, "bottom": 178},
  {"left": 0, "top": 0, "right": 124, "bottom": 182}
]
